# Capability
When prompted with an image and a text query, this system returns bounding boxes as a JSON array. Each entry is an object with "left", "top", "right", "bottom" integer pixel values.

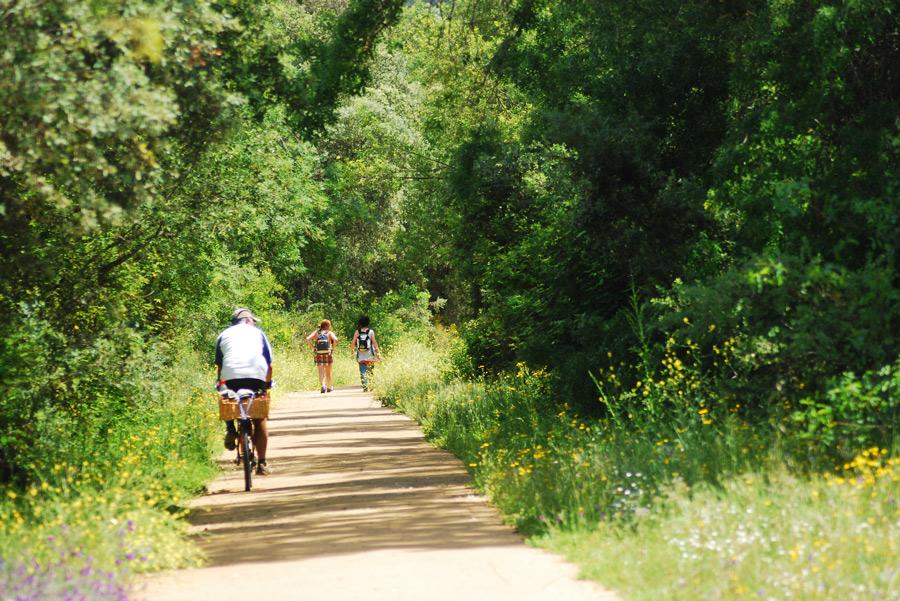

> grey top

[{"left": 355, "top": 328, "right": 377, "bottom": 362}]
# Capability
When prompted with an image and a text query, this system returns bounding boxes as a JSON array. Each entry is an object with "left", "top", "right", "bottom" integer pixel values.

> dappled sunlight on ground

[{"left": 139, "top": 387, "right": 617, "bottom": 601}]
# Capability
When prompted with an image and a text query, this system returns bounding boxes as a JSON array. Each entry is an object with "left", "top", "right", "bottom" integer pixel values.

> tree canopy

[{"left": 1, "top": 0, "right": 896, "bottom": 479}]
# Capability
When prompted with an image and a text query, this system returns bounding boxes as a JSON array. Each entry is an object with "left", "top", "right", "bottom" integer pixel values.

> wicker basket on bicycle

[{"left": 218, "top": 393, "right": 270, "bottom": 420}]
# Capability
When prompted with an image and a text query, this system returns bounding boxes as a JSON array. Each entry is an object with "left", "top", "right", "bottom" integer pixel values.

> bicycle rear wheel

[{"left": 240, "top": 420, "right": 253, "bottom": 491}]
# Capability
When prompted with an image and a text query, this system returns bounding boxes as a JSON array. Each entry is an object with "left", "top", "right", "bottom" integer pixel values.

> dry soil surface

[{"left": 139, "top": 387, "right": 619, "bottom": 601}]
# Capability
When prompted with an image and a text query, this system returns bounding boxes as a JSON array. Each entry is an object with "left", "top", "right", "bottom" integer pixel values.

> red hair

[{"left": 319, "top": 319, "right": 332, "bottom": 330}]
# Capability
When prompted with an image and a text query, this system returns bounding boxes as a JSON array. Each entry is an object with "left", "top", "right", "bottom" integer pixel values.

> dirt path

[{"left": 139, "top": 387, "right": 619, "bottom": 601}]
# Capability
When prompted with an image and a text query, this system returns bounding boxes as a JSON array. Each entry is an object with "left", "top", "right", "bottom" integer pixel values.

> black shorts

[{"left": 225, "top": 378, "right": 267, "bottom": 394}]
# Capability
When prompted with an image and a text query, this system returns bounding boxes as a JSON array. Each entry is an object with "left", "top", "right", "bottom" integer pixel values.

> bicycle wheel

[{"left": 240, "top": 420, "right": 253, "bottom": 491}]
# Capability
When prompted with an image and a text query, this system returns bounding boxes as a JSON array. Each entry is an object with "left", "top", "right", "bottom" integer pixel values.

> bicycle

[{"left": 218, "top": 387, "right": 269, "bottom": 491}]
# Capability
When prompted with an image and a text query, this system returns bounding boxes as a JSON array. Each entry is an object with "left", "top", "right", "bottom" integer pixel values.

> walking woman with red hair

[{"left": 307, "top": 319, "right": 338, "bottom": 393}]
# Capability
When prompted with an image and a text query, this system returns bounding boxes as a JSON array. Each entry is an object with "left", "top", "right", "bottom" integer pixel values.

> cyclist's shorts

[{"left": 225, "top": 378, "right": 267, "bottom": 393}]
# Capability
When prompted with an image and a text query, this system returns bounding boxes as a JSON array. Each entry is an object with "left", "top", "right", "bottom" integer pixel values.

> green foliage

[
  {"left": 792, "top": 361, "right": 900, "bottom": 457},
  {"left": 0, "top": 340, "right": 218, "bottom": 589},
  {"left": 0, "top": 0, "right": 233, "bottom": 225},
  {"left": 363, "top": 285, "right": 431, "bottom": 347},
  {"left": 0, "top": 0, "right": 406, "bottom": 592},
  {"left": 217, "top": 0, "right": 405, "bottom": 134},
  {"left": 1, "top": 0, "right": 898, "bottom": 593},
  {"left": 652, "top": 255, "right": 899, "bottom": 460},
  {"left": 359, "top": 0, "right": 899, "bottom": 433},
  {"left": 379, "top": 333, "right": 761, "bottom": 533}
]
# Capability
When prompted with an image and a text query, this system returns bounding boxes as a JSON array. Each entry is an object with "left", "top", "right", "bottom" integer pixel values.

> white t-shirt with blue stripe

[{"left": 215, "top": 323, "right": 273, "bottom": 381}]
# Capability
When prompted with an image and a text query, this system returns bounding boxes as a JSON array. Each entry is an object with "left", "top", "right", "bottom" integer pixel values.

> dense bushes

[
  {"left": 0, "top": 0, "right": 407, "bottom": 596},
  {"left": 362, "top": 0, "right": 899, "bottom": 452},
  {"left": 0, "top": 340, "right": 219, "bottom": 595}
]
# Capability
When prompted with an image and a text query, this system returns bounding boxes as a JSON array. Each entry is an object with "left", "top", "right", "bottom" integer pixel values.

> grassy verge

[
  {"left": 541, "top": 463, "right": 898, "bottom": 600},
  {"left": 278, "top": 345, "right": 360, "bottom": 392},
  {"left": 0, "top": 347, "right": 219, "bottom": 600},
  {"left": 375, "top": 332, "right": 899, "bottom": 600},
  {"left": 0, "top": 311, "right": 361, "bottom": 599}
]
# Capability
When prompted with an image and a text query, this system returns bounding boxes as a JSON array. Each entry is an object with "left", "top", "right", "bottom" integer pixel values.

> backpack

[
  {"left": 315, "top": 331, "right": 331, "bottom": 354},
  {"left": 357, "top": 328, "right": 371, "bottom": 351}
]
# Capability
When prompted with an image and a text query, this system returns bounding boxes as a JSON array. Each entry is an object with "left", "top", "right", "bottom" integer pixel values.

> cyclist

[
  {"left": 215, "top": 307, "right": 273, "bottom": 475},
  {"left": 306, "top": 319, "right": 338, "bottom": 393},
  {"left": 350, "top": 315, "right": 379, "bottom": 391}
]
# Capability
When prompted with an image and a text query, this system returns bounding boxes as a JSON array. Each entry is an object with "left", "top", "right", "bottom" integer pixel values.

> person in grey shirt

[{"left": 350, "top": 315, "right": 379, "bottom": 391}]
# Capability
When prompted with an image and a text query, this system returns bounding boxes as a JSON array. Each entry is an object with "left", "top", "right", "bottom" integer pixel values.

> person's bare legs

[
  {"left": 317, "top": 364, "right": 326, "bottom": 391},
  {"left": 252, "top": 418, "right": 268, "bottom": 462},
  {"left": 324, "top": 364, "right": 333, "bottom": 391}
]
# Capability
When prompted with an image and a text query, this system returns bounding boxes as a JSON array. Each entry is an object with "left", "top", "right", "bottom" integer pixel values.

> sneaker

[
  {"left": 327, "top": 387, "right": 333, "bottom": 393},
  {"left": 256, "top": 462, "right": 271, "bottom": 476},
  {"left": 224, "top": 430, "right": 237, "bottom": 451},
  {"left": 320, "top": 386, "right": 326, "bottom": 394}
]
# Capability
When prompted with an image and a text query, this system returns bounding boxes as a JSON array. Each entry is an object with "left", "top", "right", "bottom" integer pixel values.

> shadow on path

[{"left": 188, "top": 388, "right": 517, "bottom": 566}]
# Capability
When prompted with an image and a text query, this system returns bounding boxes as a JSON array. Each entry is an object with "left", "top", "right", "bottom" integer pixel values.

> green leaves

[
  {"left": 0, "top": 0, "right": 230, "bottom": 228},
  {"left": 217, "top": 0, "right": 404, "bottom": 135},
  {"left": 0, "top": 0, "right": 408, "bottom": 485}
]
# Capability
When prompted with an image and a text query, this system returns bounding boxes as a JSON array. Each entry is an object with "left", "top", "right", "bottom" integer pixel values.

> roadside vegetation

[
  {"left": 1, "top": 0, "right": 406, "bottom": 596},
  {"left": 376, "top": 332, "right": 898, "bottom": 599},
  {"left": 2, "top": 0, "right": 896, "bottom": 599},
  {"left": 0, "top": 309, "right": 363, "bottom": 599}
]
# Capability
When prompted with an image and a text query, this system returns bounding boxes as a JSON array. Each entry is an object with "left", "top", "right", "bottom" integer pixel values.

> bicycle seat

[{"left": 235, "top": 388, "right": 256, "bottom": 400}]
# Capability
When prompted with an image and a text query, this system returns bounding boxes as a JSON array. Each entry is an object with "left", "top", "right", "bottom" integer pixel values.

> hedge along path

[{"left": 139, "top": 387, "right": 619, "bottom": 601}]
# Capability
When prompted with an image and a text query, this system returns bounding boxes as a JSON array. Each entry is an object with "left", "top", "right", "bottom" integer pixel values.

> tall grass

[
  {"left": 0, "top": 344, "right": 218, "bottom": 599},
  {"left": 267, "top": 310, "right": 371, "bottom": 393},
  {"left": 542, "top": 459, "right": 899, "bottom": 600},
  {"left": 376, "top": 332, "right": 899, "bottom": 599},
  {"left": 0, "top": 309, "right": 360, "bottom": 599},
  {"left": 277, "top": 344, "right": 359, "bottom": 392}
]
